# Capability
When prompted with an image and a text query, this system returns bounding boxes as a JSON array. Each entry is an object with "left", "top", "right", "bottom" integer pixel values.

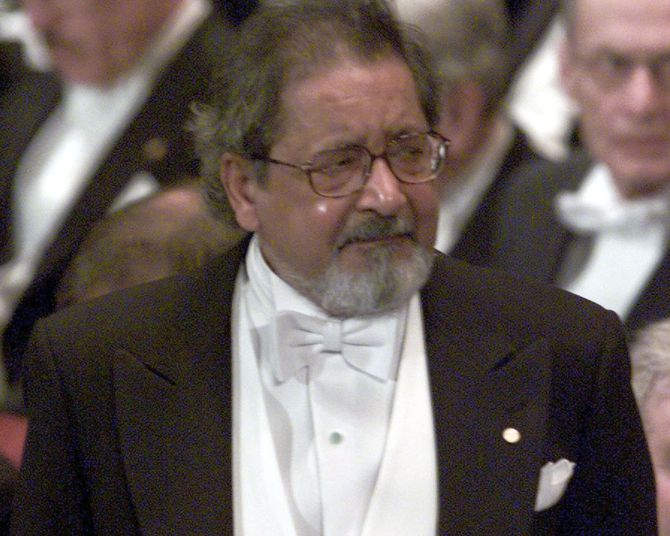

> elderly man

[
  {"left": 491, "top": 0, "right": 670, "bottom": 332},
  {"left": 0, "top": 0, "right": 232, "bottom": 390},
  {"left": 632, "top": 318, "right": 670, "bottom": 536},
  {"left": 392, "top": 0, "right": 547, "bottom": 265},
  {"left": 12, "top": 1, "right": 655, "bottom": 534}
]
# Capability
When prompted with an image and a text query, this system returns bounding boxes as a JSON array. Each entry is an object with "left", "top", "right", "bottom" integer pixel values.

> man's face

[
  {"left": 561, "top": 0, "right": 670, "bottom": 198},
  {"left": 641, "top": 378, "right": 670, "bottom": 536},
  {"left": 228, "top": 55, "right": 438, "bottom": 316},
  {"left": 23, "top": 0, "right": 178, "bottom": 86}
]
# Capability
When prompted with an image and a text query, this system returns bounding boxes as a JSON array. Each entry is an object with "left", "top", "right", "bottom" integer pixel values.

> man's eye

[
  {"left": 314, "top": 151, "right": 360, "bottom": 173},
  {"left": 594, "top": 54, "right": 628, "bottom": 74}
]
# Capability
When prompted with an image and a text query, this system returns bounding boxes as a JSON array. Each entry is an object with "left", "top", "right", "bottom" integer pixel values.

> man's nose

[
  {"left": 623, "top": 65, "right": 665, "bottom": 116},
  {"left": 355, "top": 157, "right": 407, "bottom": 216}
]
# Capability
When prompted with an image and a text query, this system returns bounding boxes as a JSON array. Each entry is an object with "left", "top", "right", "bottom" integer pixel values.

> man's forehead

[
  {"left": 277, "top": 56, "right": 424, "bottom": 131},
  {"left": 572, "top": 0, "right": 670, "bottom": 41}
]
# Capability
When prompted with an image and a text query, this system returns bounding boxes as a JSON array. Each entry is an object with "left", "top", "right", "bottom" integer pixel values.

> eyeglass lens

[
  {"left": 309, "top": 133, "right": 445, "bottom": 197},
  {"left": 578, "top": 51, "right": 670, "bottom": 91}
]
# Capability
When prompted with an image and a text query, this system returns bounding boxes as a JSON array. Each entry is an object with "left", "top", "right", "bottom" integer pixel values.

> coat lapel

[
  {"left": 625, "top": 251, "right": 670, "bottom": 332},
  {"left": 422, "top": 258, "right": 551, "bottom": 534},
  {"left": 0, "top": 72, "right": 60, "bottom": 260},
  {"left": 492, "top": 151, "right": 591, "bottom": 282},
  {"left": 113, "top": 239, "right": 246, "bottom": 534},
  {"left": 451, "top": 128, "right": 540, "bottom": 267}
]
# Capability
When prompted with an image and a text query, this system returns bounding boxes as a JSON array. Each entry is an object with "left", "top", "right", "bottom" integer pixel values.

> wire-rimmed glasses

[{"left": 253, "top": 131, "right": 449, "bottom": 198}]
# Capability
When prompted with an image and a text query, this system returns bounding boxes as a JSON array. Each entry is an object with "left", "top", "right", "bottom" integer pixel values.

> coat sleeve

[
  {"left": 10, "top": 320, "right": 93, "bottom": 535},
  {"left": 555, "top": 311, "right": 657, "bottom": 534}
]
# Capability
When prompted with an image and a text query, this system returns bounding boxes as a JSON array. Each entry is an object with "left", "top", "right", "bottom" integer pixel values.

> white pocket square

[{"left": 534, "top": 458, "right": 576, "bottom": 512}]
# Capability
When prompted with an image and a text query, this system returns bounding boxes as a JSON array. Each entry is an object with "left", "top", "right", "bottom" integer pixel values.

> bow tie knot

[
  {"left": 555, "top": 189, "right": 670, "bottom": 233},
  {"left": 283, "top": 314, "right": 345, "bottom": 354},
  {"left": 263, "top": 310, "right": 402, "bottom": 383}
]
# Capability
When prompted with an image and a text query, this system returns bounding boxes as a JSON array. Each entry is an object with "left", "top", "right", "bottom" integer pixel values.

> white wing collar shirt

[
  {"left": 555, "top": 163, "right": 670, "bottom": 318},
  {"left": 232, "top": 235, "right": 438, "bottom": 536}
]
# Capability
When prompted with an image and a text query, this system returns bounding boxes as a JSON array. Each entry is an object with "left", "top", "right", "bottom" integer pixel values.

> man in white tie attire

[
  {"left": 489, "top": 0, "right": 670, "bottom": 333},
  {"left": 392, "top": 0, "right": 551, "bottom": 267},
  {"left": 0, "top": 0, "right": 233, "bottom": 397},
  {"left": 11, "top": 1, "right": 656, "bottom": 534}
]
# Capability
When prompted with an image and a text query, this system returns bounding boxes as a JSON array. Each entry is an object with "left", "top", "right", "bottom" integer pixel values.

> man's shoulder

[
  {"left": 424, "top": 253, "right": 619, "bottom": 339},
  {"left": 505, "top": 149, "right": 592, "bottom": 199},
  {"left": 34, "top": 243, "right": 244, "bottom": 352},
  {"left": 40, "top": 274, "right": 205, "bottom": 344},
  {"left": 0, "top": 70, "right": 60, "bottom": 136}
]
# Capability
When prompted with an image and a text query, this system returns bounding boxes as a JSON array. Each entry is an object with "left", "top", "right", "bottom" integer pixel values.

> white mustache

[{"left": 337, "top": 217, "right": 414, "bottom": 248}]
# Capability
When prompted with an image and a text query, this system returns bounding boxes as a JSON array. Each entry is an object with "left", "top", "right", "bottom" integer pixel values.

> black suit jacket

[
  {"left": 490, "top": 150, "right": 670, "bottom": 333},
  {"left": 0, "top": 14, "right": 233, "bottom": 384},
  {"left": 450, "top": 128, "right": 544, "bottom": 266},
  {"left": 12, "top": 239, "right": 656, "bottom": 534},
  {"left": 506, "top": 0, "right": 560, "bottom": 75}
]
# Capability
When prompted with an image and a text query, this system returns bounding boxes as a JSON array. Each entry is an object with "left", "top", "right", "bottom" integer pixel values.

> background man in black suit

[
  {"left": 393, "top": 0, "right": 549, "bottom": 266},
  {"left": 0, "top": 0, "right": 233, "bottom": 391},
  {"left": 12, "top": 1, "right": 655, "bottom": 533},
  {"left": 505, "top": 0, "right": 560, "bottom": 73},
  {"left": 490, "top": 0, "right": 670, "bottom": 333}
]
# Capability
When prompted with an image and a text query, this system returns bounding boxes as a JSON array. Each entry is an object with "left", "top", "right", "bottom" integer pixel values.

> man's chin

[{"left": 315, "top": 241, "right": 434, "bottom": 317}]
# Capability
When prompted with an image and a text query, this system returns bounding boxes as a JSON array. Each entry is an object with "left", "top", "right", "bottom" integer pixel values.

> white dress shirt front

[{"left": 233, "top": 236, "right": 437, "bottom": 535}]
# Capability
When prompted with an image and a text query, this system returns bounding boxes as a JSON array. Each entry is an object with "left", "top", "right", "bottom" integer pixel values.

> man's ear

[
  {"left": 437, "top": 80, "right": 487, "bottom": 169},
  {"left": 219, "top": 153, "right": 260, "bottom": 232}
]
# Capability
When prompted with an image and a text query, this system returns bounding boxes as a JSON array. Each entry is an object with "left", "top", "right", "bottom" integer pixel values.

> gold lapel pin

[{"left": 502, "top": 427, "right": 521, "bottom": 444}]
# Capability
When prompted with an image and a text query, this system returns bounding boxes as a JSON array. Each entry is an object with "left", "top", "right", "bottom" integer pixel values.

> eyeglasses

[
  {"left": 575, "top": 51, "right": 670, "bottom": 92},
  {"left": 253, "top": 131, "right": 449, "bottom": 198}
]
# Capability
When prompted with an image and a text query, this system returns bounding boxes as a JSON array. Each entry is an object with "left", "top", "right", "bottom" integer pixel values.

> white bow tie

[
  {"left": 555, "top": 190, "right": 670, "bottom": 233},
  {"left": 262, "top": 311, "right": 402, "bottom": 383}
]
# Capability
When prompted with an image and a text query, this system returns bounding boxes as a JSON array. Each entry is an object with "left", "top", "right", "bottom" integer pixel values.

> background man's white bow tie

[
  {"left": 555, "top": 190, "right": 670, "bottom": 233},
  {"left": 267, "top": 311, "right": 401, "bottom": 382}
]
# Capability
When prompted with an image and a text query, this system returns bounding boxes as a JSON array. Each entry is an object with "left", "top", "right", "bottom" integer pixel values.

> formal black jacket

[
  {"left": 489, "top": 150, "right": 670, "bottom": 334},
  {"left": 450, "top": 128, "right": 544, "bottom": 266},
  {"left": 0, "top": 14, "right": 233, "bottom": 384},
  {"left": 12, "top": 240, "right": 656, "bottom": 534}
]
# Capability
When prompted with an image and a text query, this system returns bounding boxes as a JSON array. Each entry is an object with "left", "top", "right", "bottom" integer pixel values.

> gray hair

[
  {"left": 191, "top": 0, "right": 441, "bottom": 226},
  {"left": 392, "top": 0, "right": 512, "bottom": 115},
  {"left": 631, "top": 318, "right": 670, "bottom": 405}
]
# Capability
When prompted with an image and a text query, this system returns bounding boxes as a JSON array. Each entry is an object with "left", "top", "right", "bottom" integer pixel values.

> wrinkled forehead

[
  {"left": 282, "top": 39, "right": 397, "bottom": 90},
  {"left": 568, "top": 0, "right": 670, "bottom": 51},
  {"left": 275, "top": 47, "right": 416, "bottom": 127}
]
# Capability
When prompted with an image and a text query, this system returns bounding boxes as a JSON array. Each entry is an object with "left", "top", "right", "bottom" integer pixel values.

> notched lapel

[
  {"left": 113, "top": 346, "right": 234, "bottom": 535},
  {"left": 472, "top": 335, "right": 550, "bottom": 411},
  {"left": 431, "top": 331, "right": 552, "bottom": 535}
]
